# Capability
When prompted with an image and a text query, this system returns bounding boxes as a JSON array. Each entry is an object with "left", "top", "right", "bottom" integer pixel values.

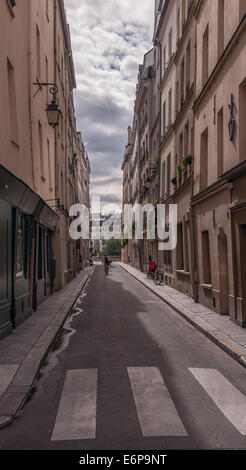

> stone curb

[
  {"left": 118, "top": 263, "right": 246, "bottom": 371},
  {"left": 0, "top": 267, "right": 94, "bottom": 430}
]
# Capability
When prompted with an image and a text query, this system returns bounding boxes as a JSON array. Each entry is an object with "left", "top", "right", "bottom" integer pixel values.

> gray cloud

[{"left": 65, "top": 0, "right": 154, "bottom": 208}]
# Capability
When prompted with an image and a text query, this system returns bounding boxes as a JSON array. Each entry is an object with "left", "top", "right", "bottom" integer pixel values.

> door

[{"left": 0, "top": 199, "right": 12, "bottom": 338}]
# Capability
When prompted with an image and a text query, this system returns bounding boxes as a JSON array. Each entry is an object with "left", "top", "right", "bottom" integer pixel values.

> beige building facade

[
  {"left": 122, "top": 0, "right": 246, "bottom": 328},
  {"left": 193, "top": 0, "right": 246, "bottom": 326},
  {"left": 0, "top": 0, "right": 90, "bottom": 339}
]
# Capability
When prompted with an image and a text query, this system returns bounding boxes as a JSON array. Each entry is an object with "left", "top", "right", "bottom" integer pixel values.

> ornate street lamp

[{"left": 33, "top": 83, "right": 61, "bottom": 127}]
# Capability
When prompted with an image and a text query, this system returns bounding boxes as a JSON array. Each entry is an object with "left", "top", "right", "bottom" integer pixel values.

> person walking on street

[{"left": 104, "top": 255, "right": 110, "bottom": 275}]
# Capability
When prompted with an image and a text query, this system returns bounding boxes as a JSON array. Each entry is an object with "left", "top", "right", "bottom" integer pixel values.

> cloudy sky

[{"left": 65, "top": 0, "right": 154, "bottom": 212}]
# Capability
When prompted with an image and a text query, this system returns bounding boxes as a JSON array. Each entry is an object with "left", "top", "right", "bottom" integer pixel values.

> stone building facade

[
  {"left": 122, "top": 0, "right": 246, "bottom": 327},
  {"left": 0, "top": 0, "right": 90, "bottom": 339}
]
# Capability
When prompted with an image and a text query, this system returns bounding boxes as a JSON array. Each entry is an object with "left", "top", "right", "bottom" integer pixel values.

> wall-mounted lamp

[{"left": 33, "top": 82, "right": 61, "bottom": 128}]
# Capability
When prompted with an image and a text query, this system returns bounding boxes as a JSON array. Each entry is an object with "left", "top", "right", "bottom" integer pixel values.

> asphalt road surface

[{"left": 1, "top": 264, "right": 246, "bottom": 450}]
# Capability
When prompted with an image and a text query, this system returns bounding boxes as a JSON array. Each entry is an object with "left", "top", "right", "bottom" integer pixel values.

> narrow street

[{"left": 0, "top": 263, "right": 246, "bottom": 450}]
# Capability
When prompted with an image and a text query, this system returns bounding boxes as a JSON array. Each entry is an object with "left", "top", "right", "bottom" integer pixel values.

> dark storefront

[{"left": 0, "top": 165, "right": 58, "bottom": 340}]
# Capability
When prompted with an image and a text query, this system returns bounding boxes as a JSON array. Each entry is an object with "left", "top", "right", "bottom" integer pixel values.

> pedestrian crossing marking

[
  {"left": 189, "top": 368, "right": 246, "bottom": 435},
  {"left": 127, "top": 367, "right": 187, "bottom": 437},
  {"left": 51, "top": 369, "right": 97, "bottom": 441}
]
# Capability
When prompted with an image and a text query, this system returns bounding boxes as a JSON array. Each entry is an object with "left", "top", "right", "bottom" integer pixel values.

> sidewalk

[
  {"left": 118, "top": 262, "right": 246, "bottom": 370},
  {"left": 0, "top": 266, "right": 93, "bottom": 429}
]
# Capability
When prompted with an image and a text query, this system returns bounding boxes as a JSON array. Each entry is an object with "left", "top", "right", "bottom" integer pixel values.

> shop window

[
  {"left": 16, "top": 214, "right": 23, "bottom": 278},
  {"left": 38, "top": 226, "right": 43, "bottom": 280},
  {"left": 16, "top": 213, "right": 29, "bottom": 279}
]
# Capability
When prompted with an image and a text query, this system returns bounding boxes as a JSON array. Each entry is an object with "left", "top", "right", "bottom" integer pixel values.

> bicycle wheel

[{"left": 154, "top": 272, "right": 163, "bottom": 285}]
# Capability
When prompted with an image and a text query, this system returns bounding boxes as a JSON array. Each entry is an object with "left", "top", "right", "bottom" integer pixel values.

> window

[
  {"left": 161, "top": 161, "right": 166, "bottom": 196},
  {"left": 168, "top": 28, "right": 172, "bottom": 57},
  {"left": 200, "top": 128, "right": 208, "bottom": 190},
  {"left": 163, "top": 101, "right": 166, "bottom": 133},
  {"left": 47, "top": 139, "right": 52, "bottom": 190},
  {"left": 202, "top": 24, "right": 209, "bottom": 85},
  {"left": 176, "top": 81, "right": 179, "bottom": 112},
  {"left": 202, "top": 231, "right": 211, "bottom": 284},
  {"left": 168, "top": 88, "right": 172, "bottom": 125},
  {"left": 239, "top": 78, "right": 246, "bottom": 161},
  {"left": 179, "top": 131, "right": 183, "bottom": 164},
  {"left": 6, "top": 0, "right": 16, "bottom": 16},
  {"left": 38, "top": 121, "right": 45, "bottom": 180},
  {"left": 36, "top": 25, "right": 41, "bottom": 78},
  {"left": 184, "top": 221, "right": 190, "bottom": 272},
  {"left": 45, "top": 56, "right": 49, "bottom": 103},
  {"left": 16, "top": 213, "right": 29, "bottom": 279},
  {"left": 163, "top": 46, "right": 166, "bottom": 72},
  {"left": 16, "top": 214, "right": 24, "bottom": 278},
  {"left": 166, "top": 154, "right": 171, "bottom": 196},
  {"left": 38, "top": 226, "right": 43, "bottom": 280},
  {"left": 186, "top": 41, "right": 191, "bottom": 91},
  {"left": 177, "top": 8, "right": 180, "bottom": 43},
  {"left": 7, "top": 58, "right": 18, "bottom": 144},
  {"left": 180, "top": 58, "right": 185, "bottom": 103},
  {"left": 177, "top": 223, "right": 184, "bottom": 270},
  {"left": 184, "top": 122, "right": 189, "bottom": 157},
  {"left": 217, "top": 107, "right": 224, "bottom": 176},
  {"left": 46, "top": 0, "right": 49, "bottom": 21},
  {"left": 218, "top": 0, "right": 225, "bottom": 58},
  {"left": 182, "top": 0, "right": 186, "bottom": 29}
]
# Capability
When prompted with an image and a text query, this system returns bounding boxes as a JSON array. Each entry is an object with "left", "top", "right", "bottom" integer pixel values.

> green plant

[
  {"left": 171, "top": 176, "right": 177, "bottom": 186},
  {"left": 177, "top": 165, "right": 183, "bottom": 176},
  {"left": 150, "top": 153, "right": 159, "bottom": 163}
]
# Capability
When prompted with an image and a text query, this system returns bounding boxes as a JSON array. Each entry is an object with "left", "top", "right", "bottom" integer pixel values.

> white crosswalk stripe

[
  {"left": 127, "top": 367, "right": 187, "bottom": 437},
  {"left": 189, "top": 368, "right": 246, "bottom": 435},
  {"left": 51, "top": 369, "right": 97, "bottom": 441},
  {"left": 50, "top": 366, "right": 246, "bottom": 441}
]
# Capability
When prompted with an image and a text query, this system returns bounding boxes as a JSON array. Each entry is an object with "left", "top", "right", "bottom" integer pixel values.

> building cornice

[
  {"left": 193, "top": 13, "right": 246, "bottom": 112},
  {"left": 191, "top": 179, "right": 230, "bottom": 206}
]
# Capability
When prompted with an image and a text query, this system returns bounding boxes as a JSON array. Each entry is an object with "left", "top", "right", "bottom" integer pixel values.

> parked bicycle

[{"left": 147, "top": 262, "right": 164, "bottom": 285}]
